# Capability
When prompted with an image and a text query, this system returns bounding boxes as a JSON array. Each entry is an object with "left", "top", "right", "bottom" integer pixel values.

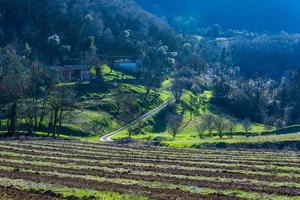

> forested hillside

[
  {"left": 136, "top": 0, "right": 300, "bottom": 33},
  {"left": 0, "top": 0, "right": 175, "bottom": 64},
  {"left": 0, "top": 0, "right": 181, "bottom": 139}
]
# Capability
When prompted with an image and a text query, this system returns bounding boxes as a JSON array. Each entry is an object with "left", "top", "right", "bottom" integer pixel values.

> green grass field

[
  {"left": 112, "top": 87, "right": 300, "bottom": 150},
  {"left": 2, "top": 66, "right": 170, "bottom": 143}
]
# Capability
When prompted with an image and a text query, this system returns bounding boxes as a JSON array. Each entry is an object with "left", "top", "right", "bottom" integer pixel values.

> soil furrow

[
  {"left": 0, "top": 169, "right": 242, "bottom": 200},
  {"left": 1, "top": 146, "right": 299, "bottom": 175},
  {"left": 0, "top": 161, "right": 299, "bottom": 196},
  {"left": 0, "top": 154, "right": 299, "bottom": 184},
  {"left": 4, "top": 142, "right": 300, "bottom": 165}
]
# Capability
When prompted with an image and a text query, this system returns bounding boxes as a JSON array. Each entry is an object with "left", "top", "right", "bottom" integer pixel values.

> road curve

[{"left": 100, "top": 97, "right": 175, "bottom": 142}]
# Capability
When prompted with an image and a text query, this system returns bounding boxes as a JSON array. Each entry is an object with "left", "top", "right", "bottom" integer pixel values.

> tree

[
  {"left": 185, "top": 93, "right": 208, "bottom": 120},
  {"left": 128, "top": 126, "right": 134, "bottom": 138},
  {"left": 167, "top": 113, "right": 183, "bottom": 138},
  {"left": 47, "top": 86, "right": 76, "bottom": 137},
  {"left": 128, "top": 123, "right": 145, "bottom": 138},
  {"left": 116, "top": 92, "right": 141, "bottom": 124},
  {"left": 0, "top": 109, "right": 4, "bottom": 136},
  {"left": 171, "top": 77, "right": 187, "bottom": 103},
  {"left": 171, "top": 68, "right": 193, "bottom": 103},
  {"left": 214, "top": 116, "right": 228, "bottom": 139},
  {"left": 21, "top": 60, "right": 52, "bottom": 134},
  {"left": 0, "top": 45, "right": 27, "bottom": 136},
  {"left": 242, "top": 119, "right": 252, "bottom": 134},
  {"left": 88, "top": 116, "right": 112, "bottom": 135},
  {"left": 227, "top": 121, "right": 237, "bottom": 138},
  {"left": 195, "top": 121, "right": 207, "bottom": 139},
  {"left": 202, "top": 113, "right": 216, "bottom": 137},
  {"left": 142, "top": 43, "right": 176, "bottom": 94}
]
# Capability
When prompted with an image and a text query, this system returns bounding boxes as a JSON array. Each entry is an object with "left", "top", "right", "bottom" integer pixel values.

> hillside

[
  {"left": 1, "top": 1, "right": 300, "bottom": 199},
  {"left": 136, "top": 0, "right": 300, "bottom": 33},
  {"left": 0, "top": 0, "right": 176, "bottom": 64}
]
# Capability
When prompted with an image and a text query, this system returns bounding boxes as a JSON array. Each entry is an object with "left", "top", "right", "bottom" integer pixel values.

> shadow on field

[{"left": 193, "top": 141, "right": 300, "bottom": 151}]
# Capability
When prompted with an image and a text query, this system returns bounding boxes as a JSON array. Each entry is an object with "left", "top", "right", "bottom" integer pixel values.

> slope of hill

[
  {"left": 136, "top": 0, "right": 300, "bottom": 33},
  {"left": 0, "top": 0, "right": 175, "bottom": 63}
]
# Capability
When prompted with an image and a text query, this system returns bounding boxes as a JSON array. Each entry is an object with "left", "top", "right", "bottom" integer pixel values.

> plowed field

[{"left": 0, "top": 140, "right": 299, "bottom": 200}]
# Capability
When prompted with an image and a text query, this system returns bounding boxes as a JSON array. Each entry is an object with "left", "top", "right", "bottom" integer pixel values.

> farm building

[
  {"left": 49, "top": 65, "right": 92, "bottom": 82},
  {"left": 114, "top": 59, "right": 143, "bottom": 73}
]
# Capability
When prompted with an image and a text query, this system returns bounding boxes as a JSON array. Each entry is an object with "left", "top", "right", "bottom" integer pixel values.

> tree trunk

[
  {"left": 34, "top": 99, "right": 38, "bottom": 130},
  {"left": 38, "top": 113, "right": 45, "bottom": 128},
  {"left": 57, "top": 106, "right": 63, "bottom": 137},
  {"left": 0, "top": 119, "right": 2, "bottom": 137},
  {"left": 219, "top": 131, "right": 223, "bottom": 139},
  {"left": 48, "top": 110, "right": 54, "bottom": 137},
  {"left": 8, "top": 103, "right": 17, "bottom": 136},
  {"left": 209, "top": 130, "right": 212, "bottom": 137},
  {"left": 53, "top": 106, "right": 59, "bottom": 137},
  {"left": 6, "top": 119, "right": 10, "bottom": 136}
]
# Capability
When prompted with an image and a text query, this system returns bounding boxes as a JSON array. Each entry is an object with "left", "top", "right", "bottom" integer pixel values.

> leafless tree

[
  {"left": 0, "top": 46, "right": 27, "bottom": 136},
  {"left": 242, "top": 118, "right": 252, "bottom": 134},
  {"left": 167, "top": 113, "right": 183, "bottom": 138},
  {"left": 47, "top": 86, "right": 76, "bottom": 137},
  {"left": 202, "top": 113, "right": 216, "bottom": 137},
  {"left": 227, "top": 121, "right": 237, "bottom": 138},
  {"left": 195, "top": 121, "right": 207, "bottom": 139},
  {"left": 214, "top": 116, "right": 228, "bottom": 139}
]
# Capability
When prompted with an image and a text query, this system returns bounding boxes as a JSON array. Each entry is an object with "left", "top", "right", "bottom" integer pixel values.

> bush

[{"left": 153, "top": 136, "right": 168, "bottom": 142}]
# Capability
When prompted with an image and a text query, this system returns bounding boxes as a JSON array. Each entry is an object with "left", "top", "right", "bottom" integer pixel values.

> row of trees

[
  {"left": 166, "top": 111, "right": 252, "bottom": 140},
  {"left": 195, "top": 114, "right": 252, "bottom": 139},
  {"left": 0, "top": 45, "right": 74, "bottom": 137}
]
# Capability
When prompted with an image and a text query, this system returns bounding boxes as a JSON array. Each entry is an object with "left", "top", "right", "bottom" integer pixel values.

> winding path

[{"left": 100, "top": 97, "right": 175, "bottom": 142}]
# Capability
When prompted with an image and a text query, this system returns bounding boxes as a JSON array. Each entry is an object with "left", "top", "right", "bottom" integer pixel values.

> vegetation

[
  {"left": 0, "top": 54, "right": 168, "bottom": 140},
  {"left": 1, "top": 0, "right": 300, "bottom": 199}
]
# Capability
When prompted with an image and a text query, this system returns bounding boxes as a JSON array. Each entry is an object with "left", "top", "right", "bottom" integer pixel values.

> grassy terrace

[
  {"left": 112, "top": 87, "right": 300, "bottom": 150},
  {"left": 31, "top": 66, "right": 172, "bottom": 142},
  {"left": 0, "top": 140, "right": 299, "bottom": 199}
]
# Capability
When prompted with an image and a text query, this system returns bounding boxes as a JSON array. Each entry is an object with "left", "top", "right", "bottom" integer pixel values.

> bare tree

[
  {"left": 227, "top": 121, "right": 237, "bottom": 138},
  {"left": 0, "top": 45, "right": 26, "bottom": 136},
  {"left": 0, "top": 110, "right": 4, "bottom": 136},
  {"left": 214, "top": 116, "right": 228, "bottom": 139},
  {"left": 242, "top": 119, "right": 252, "bottom": 134},
  {"left": 202, "top": 113, "right": 216, "bottom": 137},
  {"left": 195, "top": 121, "right": 207, "bottom": 139},
  {"left": 21, "top": 60, "right": 53, "bottom": 134},
  {"left": 47, "top": 86, "right": 76, "bottom": 137},
  {"left": 167, "top": 113, "right": 183, "bottom": 138}
]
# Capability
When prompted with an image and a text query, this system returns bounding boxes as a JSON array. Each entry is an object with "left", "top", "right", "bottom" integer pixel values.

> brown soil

[
  {"left": 0, "top": 186, "right": 62, "bottom": 200},
  {"left": 0, "top": 161, "right": 299, "bottom": 196},
  {"left": 0, "top": 170, "right": 242, "bottom": 200},
  {"left": 5, "top": 143, "right": 300, "bottom": 167},
  {"left": 1, "top": 154, "right": 299, "bottom": 184},
  {"left": 2, "top": 146, "right": 299, "bottom": 175},
  {"left": 0, "top": 141, "right": 299, "bottom": 199}
]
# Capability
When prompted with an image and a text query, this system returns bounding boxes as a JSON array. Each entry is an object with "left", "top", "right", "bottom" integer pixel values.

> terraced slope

[{"left": 0, "top": 140, "right": 299, "bottom": 199}]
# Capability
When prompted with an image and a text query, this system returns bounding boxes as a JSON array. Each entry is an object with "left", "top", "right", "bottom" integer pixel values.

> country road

[{"left": 100, "top": 97, "right": 175, "bottom": 142}]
